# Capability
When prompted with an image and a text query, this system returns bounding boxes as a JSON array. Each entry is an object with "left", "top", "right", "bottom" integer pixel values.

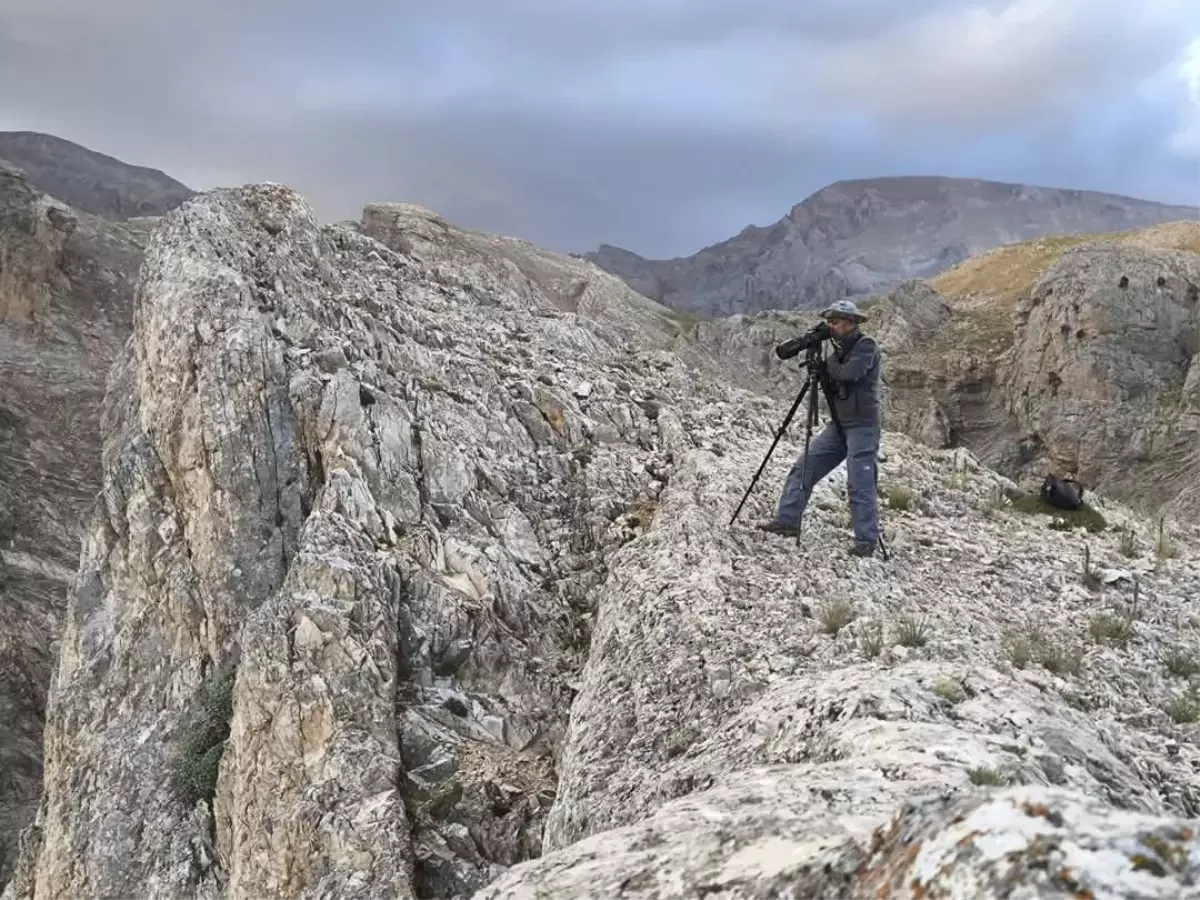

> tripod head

[{"left": 802, "top": 336, "right": 826, "bottom": 377}]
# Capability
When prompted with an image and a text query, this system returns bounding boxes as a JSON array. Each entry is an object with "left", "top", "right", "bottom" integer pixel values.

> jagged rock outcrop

[
  {"left": 583, "top": 175, "right": 1198, "bottom": 317},
  {"left": 0, "top": 132, "right": 195, "bottom": 221},
  {"left": 0, "top": 183, "right": 729, "bottom": 900},
  {"left": 6, "top": 183, "right": 1200, "bottom": 900},
  {"left": 0, "top": 161, "right": 147, "bottom": 883}
]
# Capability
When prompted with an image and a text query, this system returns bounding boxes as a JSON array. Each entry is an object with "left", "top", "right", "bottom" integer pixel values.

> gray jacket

[{"left": 823, "top": 329, "right": 881, "bottom": 428}]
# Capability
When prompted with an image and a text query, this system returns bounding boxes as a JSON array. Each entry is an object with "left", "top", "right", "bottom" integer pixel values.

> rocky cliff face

[
  {"left": 584, "top": 176, "right": 1199, "bottom": 318},
  {"left": 0, "top": 162, "right": 147, "bottom": 883},
  {"left": 0, "top": 183, "right": 718, "bottom": 900},
  {"left": 6, "top": 183, "right": 1200, "bottom": 900},
  {"left": 0, "top": 132, "right": 195, "bottom": 221}
]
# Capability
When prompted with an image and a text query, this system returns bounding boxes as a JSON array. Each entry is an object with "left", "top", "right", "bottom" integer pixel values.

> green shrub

[
  {"left": 172, "top": 671, "right": 235, "bottom": 806},
  {"left": 883, "top": 484, "right": 913, "bottom": 510}
]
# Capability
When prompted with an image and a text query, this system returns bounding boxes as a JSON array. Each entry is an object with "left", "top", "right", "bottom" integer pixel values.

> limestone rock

[
  {"left": 0, "top": 160, "right": 146, "bottom": 883},
  {"left": 481, "top": 430, "right": 1200, "bottom": 898},
  {"left": 0, "top": 183, "right": 748, "bottom": 899},
  {"left": 1005, "top": 241, "right": 1200, "bottom": 517}
]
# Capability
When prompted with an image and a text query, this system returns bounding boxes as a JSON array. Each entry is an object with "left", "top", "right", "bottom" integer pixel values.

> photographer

[{"left": 757, "top": 299, "right": 882, "bottom": 558}]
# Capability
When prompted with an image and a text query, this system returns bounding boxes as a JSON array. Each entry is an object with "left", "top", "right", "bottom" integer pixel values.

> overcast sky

[{"left": 2, "top": 0, "right": 1198, "bottom": 258}]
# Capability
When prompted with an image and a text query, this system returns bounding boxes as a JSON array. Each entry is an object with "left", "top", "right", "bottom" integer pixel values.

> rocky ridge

[
  {"left": 0, "top": 160, "right": 148, "bottom": 883},
  {"left": 584, "top": 175, "right": 1198, "bottom": 317},
  {"left": 3, "top": 183, "right": 1200, "bottom": 899},
  {"left": 481, "top": 429, "right": 1200, "bottom": 898},
  {"left": 0, "top": 183, "right": 723, "bottom": 900}
]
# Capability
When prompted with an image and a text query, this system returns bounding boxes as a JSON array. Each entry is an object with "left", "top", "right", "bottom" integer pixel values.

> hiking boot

[
  {"left": 849, "top": 540, "right": 877, "bottom": 557},
  {"left": 756, "top": 520, "right": 797, "bottom": 535}
]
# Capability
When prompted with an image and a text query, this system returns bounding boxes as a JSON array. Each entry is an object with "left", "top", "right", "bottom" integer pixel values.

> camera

[{"left": 774, "top": 321, "right": 831, "bottom": 360}]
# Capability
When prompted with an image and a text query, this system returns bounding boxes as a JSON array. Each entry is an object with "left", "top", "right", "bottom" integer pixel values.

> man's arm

[{"left": 825, "top": 335, "right": 878, "bottom": 383}]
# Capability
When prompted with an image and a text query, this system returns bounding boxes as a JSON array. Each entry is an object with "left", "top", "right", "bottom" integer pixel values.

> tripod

[{"left": 730, "top": 339, "right": 890, "bottom": 558}]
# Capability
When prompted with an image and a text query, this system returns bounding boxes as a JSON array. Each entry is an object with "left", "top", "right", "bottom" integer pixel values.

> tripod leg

[
  {"left": 729, "top": 379, "right": 810, "bottom": 525},
  {"left": 793, "top": 376, "right": 823, "bottom": 542}
]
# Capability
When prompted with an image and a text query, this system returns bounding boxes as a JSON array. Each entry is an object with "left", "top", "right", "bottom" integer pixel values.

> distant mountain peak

[
  {"left": 0, "top": 130, "right": 195, "bottom": 220},
  {"left": 583, "top": 175, "right": 1198, "bottom": 318}
]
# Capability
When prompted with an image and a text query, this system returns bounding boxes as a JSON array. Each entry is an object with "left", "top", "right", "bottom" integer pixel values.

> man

[{"left": 758, "top": 299, "right": 883, "bottom": 557}]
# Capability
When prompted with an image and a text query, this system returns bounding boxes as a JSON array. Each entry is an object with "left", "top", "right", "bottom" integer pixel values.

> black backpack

[{"left": 1041, "top": 474, "right": 1085, "bottom": 510}]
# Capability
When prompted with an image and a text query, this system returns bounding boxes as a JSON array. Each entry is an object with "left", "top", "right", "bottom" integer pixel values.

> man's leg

[
  {"left": 773, "top": 425, "right": 846, "bottom": 526},
  {"left": 844, "top": 423, "right": 882, "bottom": 547}
]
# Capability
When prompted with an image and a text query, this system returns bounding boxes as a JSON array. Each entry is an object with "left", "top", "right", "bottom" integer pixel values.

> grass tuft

[
  {"left": 818, "top": 598, "right": 857, "bottom": 636},
  {"left": 882, "top": 483, "right": 913, "bottom": 511},
  {"left": 1088, "top": 612, "right": 1135, "bottom": 647},
  {"left": 895, "top": 614, "right": 933, "bottom": 648}
]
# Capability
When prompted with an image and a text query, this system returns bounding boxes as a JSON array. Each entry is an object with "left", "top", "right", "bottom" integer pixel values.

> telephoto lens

[{"left": 774, "top": 321, "right": 830, "bottom": 360}]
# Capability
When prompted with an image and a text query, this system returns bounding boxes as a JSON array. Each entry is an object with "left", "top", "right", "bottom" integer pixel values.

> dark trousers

[{"left": 775, "top": 422, "right": 881, "bottom": 544}]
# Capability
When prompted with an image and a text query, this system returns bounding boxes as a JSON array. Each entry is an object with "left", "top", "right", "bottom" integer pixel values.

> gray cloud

[{"left": 1, "top": 0, "right": 1197, "bottom": 257}]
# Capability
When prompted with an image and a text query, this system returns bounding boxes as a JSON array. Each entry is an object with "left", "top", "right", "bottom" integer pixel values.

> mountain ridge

[
  {"left": 583, "top": 174, "right": 1199, "bottom": 316},
  {"left": 0, "top": 131, "right": 195, "bottom": 221}
]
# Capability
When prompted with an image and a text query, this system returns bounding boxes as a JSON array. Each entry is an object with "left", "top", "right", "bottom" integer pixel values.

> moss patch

[
  {"left": 1009, "top": 494, "right": 1107, "bottom": 533},
  {"left": 172, "top": 671, "right": 235, "bottom": 807}
]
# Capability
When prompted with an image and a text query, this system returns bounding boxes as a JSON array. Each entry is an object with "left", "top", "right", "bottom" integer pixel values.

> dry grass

[
  {"left": 931, "top": 235, "right": 1094, "bottom": 311},
  {"left": 929, "top": 221, "right": 1200, "bottom": 314}
]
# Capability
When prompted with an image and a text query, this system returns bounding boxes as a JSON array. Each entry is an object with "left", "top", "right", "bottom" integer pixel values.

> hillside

[
  {"left": 584, "top": 175, "right": 1199, "bottom": 317},
  {"left": 0, "top": 132, "right": 195, "bottom": 220},
  {"left": 0, "top": 161, "right": 148, "bottom": 882},
  {"left": 687, "top": 221, "right": 1200, "bottom": 524},
  {"left": 3, "top": 183, "right": 1199, "bottom": 900}
]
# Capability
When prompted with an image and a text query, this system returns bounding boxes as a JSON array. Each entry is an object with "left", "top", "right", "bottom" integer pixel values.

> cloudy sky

[{"left": 1, "top": 0, "right": 1198, "bottom": 258}]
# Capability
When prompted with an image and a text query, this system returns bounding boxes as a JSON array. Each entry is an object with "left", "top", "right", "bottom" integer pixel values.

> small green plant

[
  {"left": 172, "top": 671, "right": 235, "bottom": 807},
  {"left": 1036, "top": 639, "right": 1084, "bottom": 677},
  {"left": 1003, "top": 626, "right": 1082, "bottom": 676},
  {"left": 933, "top": 675, "right": 966, "bottom": 703},
  {"left": 1168, "top": 690, "right": 1200, "bottom": 724},
  {"left": 1089, "top": 611, "right": 1135, "bottom": 647},
  {"left": 895, "top": 614, "right": 933, "bottom": 648},
  {"left": 1118, "top": 527, "right": 1140, "bottom": 558},
  {"left": 883, "top": 484, "right": 913, "bottom": 511},
  {"left": 1002, "top": 630, "right": 1034, "bottom": 669},
  {"left": 982, "top": 485, "right": 1009, "bottom": 516},
  {"left": 967, "top": 766, "right": 1006, "bottom": 786},
  {"left": 859, "top": 619, "right": 885, "bottom": 659},
  {"left": 1162, "top": 646, "right": 1200, "bottom": 679},
  {"left": 943, "top": 471, "right": 971, "bottom": 491},
  {"left": 819, "top": 598, "right": 857, "bottom": 636},
  {"left": 1156, "top": 518, "right": 1178, "bottom": 560}
]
